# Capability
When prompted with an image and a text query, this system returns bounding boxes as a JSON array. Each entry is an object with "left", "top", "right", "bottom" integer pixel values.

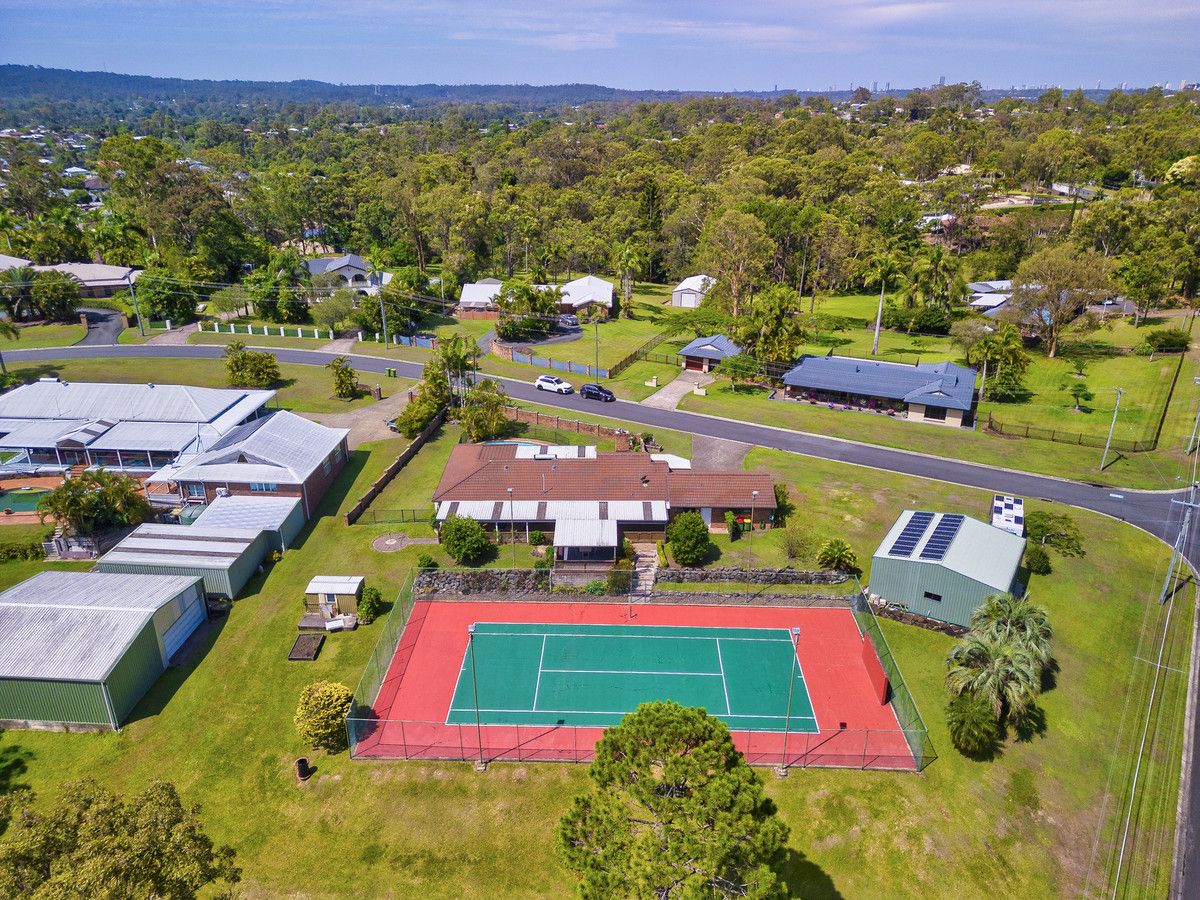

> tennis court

[{"left": 447, "top": 622, "right": 817, "bottom": 732}]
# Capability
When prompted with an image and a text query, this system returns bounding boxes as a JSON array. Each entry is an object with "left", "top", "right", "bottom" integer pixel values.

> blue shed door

[{"left": 162, "top": 593, "right": 206, "bottom": 659}]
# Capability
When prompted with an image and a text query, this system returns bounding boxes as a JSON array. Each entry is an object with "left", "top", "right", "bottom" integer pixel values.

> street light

[
  {"left": 749, "top": 490, "right": 759, "bottom": 567},
  {"left": 467, "top": 624, "right": 486, "bottom": 771},
  {"left": 1100, "top": 387, "right": 1125, "bottom": 470},
  {"left": 777, "top": 625, "right": 801, "bottom": 777},
  {"left": 507, "top": 486, "right": 516, "bottom": 568}
]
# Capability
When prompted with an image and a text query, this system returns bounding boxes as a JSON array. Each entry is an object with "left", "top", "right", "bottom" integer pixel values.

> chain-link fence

[{"left": 850, "top": 587, "right": 936, "bottom": 771}]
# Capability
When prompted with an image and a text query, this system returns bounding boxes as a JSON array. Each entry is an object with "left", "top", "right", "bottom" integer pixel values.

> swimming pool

[{"left": 0, "top": 487, "right": 50, "bottom": 513}]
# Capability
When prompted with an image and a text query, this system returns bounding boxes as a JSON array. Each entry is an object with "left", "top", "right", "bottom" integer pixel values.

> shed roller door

[{"left": 162, "top": 595, "right": 205, "bottom": 659}]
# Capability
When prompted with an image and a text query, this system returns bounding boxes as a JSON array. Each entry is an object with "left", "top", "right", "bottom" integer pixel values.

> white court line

[
  {"left": 540, "top": 668, "right": 723, "bottom": 677},
  {"left": 531, "top": 634, "right": 547, "bottom": 712},
  {"left": 447, "top": 705, "right": 820, "bottom": 724},
  {"left": 715, "top": 639, "right": 732, "bottom": 715},
  {"left": 469, "top": 628, "right": 790, "bottom": 643}
]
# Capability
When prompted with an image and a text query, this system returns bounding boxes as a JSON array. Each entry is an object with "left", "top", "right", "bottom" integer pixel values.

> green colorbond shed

[
  {"left": 96, "top": 523, "right": 268, "bottom": 598},
  {"left": 0, "top": 571, "right": 206, "bottom": 730},
  {"left": 868, "top": 510, "right": 1026, "bottom": 628}
]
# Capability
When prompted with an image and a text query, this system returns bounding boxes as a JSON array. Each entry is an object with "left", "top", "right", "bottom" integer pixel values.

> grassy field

[
  {"left": 4, "top": 357, "right": 382, "bottom": 415},
  {"left": 10, "top": 322, "right": 86, "bottom": 348},
  {"left": 0, "top": 439, "right": 1183, "bottom": 897}
]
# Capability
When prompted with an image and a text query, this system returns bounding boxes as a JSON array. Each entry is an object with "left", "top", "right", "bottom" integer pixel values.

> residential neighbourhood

[{"left": 0, "top": 32, "right": 1198, "bottom": 900}]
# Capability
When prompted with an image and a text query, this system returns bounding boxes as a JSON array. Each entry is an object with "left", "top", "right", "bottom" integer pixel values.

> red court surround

[{"left": 352, "top": 600, "right": 919, "bottom": 770}]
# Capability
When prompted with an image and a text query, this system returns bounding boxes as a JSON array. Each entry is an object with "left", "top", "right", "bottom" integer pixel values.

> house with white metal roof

[
  {"left": 869, "top": 510, "right": 1026, "bottom": 628},
  {"left": 671, "top": 274, "right": 714, "bottom": 308},
  {"left": 303, "top": 253, "right": 391, "bottom": 296},
  {"left": 781, "top": 355, "right": 978, "bottom": 427},
  {"left": 459, "top": 279, "right": 504, "bottom": 310},
  {"left": 144, "top": 410, "right": 349, "bottom": 518},
  {"left": 0, "top": 571, "right": 207, "bottom": 729},
  {"left": 535, "top": 275, "right": 614, "bottom": 311},
  {"left": 0, "top": 379, "right": 274, "bottom": 473}
]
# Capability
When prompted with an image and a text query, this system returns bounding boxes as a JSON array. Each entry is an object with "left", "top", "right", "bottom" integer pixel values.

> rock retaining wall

[{"left": 655, "top": 567, "right": 847, "bottom": 585}]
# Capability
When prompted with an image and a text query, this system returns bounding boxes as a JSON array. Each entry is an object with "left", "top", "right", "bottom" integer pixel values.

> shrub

[
  {"left": 780, "top": 523, "right": 813, "bottom": 562},
  {"left": 1146, "top": 327, "right": 1190, "bottom": 352},
  {"left": 1024, "top": 545, "right": 1052, "bottom": 575},
  {"left": 416, "top": 552, "right": 438, "bottom": 570},
  {"left": 534, "top": 552, "right": 553, "bottom": 571},
  {"left": 666, "top": 511, "right": 712, "bottom": 566},
  {"left": 816, "top": 538, "right": 858, "bottom": 572},
  {"left": 656, "top": 541, "right": 669, "bottom": 567},
  {"left": 357, "top": 585, "right": 384, "bottom": 624},
  {"left": 585, "top": 580, "right": 606, "bottom": 596},
  {"left": 945, "top": 691, "right": 1000, "bottom": 758},
  {"left": 294, "top": 681, "right": 354, "bottom": 752},
  {"left": 724, "top": 510, "right": 738, "bottom": 539},
  {"left": 440, "top": 515, "right": 491, "bottom": 564},
  {"left": 529, "top": 529, "right": 546, "bottom": 547},
  {"left": 1025, "top": 510, "right": 1085, "bottom": 557}
]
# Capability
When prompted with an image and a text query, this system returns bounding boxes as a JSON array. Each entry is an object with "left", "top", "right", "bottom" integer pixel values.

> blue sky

[{"left": 3, "top": 1, "right": 1198, "bottom": 91}]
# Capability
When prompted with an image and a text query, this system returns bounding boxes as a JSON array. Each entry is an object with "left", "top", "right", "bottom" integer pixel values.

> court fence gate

[{"left": 345, "top": 572, "right": 936, "bottom": 772}]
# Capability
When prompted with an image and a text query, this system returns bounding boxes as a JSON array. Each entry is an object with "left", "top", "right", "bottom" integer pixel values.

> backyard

[{"left": 0, "top": 433, "right": 1185, "bottom": 898}]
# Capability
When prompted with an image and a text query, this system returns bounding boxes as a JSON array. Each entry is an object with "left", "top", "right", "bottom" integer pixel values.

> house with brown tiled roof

[{"left": 432, "top": 442, "right": 775, "bottom": 565}]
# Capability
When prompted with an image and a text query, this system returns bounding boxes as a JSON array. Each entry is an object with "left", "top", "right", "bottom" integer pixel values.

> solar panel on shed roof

[
  {"left": 919, "top": 514, "right": 965, "bottom": 560},
  {"left": 888, "top": 511, "right": 934, "bottom": 557}
]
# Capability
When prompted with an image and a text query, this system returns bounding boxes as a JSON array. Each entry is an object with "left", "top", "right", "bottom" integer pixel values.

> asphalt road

[
  {"left": 8, "top": 340, "right": 1200, "bottom": 894},
  {"left": 12, "top": 341, "right": 1187, "bottom": 548}
]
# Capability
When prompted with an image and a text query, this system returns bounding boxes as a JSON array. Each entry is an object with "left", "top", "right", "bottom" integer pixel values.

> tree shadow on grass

[
  {"left": 1040, "top": 658, "right": 1060, "bottom": 695},
  {"left": 779, "top": 847, "right": 843, "bottom": 899},
  {"left": 1011, "top": 704, "right": 1048, "bottom": 744}
]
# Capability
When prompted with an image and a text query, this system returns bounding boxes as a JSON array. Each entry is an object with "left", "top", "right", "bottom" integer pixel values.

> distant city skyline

[{"left": 2, "top": 1, "right": 1197, "bottom": 93}]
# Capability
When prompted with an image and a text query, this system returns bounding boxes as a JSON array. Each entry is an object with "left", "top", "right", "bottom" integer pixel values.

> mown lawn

[
  {"left": 0, "top": 440, "right": 1183, "bottom": 898},
  {"left": 5, "top": 357, "right": 379, "bottom": 415},
  {"left": 10, "top": 322, "right": 86, "bottom": 348}
]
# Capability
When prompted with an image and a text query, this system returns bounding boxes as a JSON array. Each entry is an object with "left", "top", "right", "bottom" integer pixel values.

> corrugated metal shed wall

[
  {"left": 0, "top": 677, "right": 110, "bottom": 726},
  {"left": 278, "top": 499, "right": 306, "bottom": 550},
  {"left": 104, "top": 621, "right": 166, "bottom": 725},
  {"left": 869, "top": 557, "right": 1002, "bottom": 628},
  {"left": 96, "top": 532, "right": 267, "bottom": 598}
]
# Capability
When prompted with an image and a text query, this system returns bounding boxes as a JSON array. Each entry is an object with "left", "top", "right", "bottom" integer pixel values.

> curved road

[{"left": 8, "top": 340, "right": 1200, "bottom": 895}]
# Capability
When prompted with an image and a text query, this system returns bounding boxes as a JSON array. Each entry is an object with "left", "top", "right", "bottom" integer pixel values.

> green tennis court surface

[{"left": 447, "top": 622, "right": 818, "bottom": 732}]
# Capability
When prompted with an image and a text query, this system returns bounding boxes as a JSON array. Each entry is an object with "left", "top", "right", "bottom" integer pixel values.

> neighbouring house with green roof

[{"left": 868, "top": 510, "right": 1027, "bottom": 628}]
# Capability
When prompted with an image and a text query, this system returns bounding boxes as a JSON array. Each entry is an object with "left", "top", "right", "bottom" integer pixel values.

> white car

[{"left": 534, "top": 375, "right": 574, "bottom": 394}]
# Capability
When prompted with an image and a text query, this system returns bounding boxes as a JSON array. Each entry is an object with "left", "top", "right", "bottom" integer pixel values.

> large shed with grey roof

[
  {"left": 782, "top": 355, "right": 978, "bottom": 427},
  {"left": 868, "top": 510, "right": 1026, "bottom": 628},
  {"left": 0, "top": 571, "right": 206, "bottom": 729},
  {"left": 96, "top": 523, "right": 269, "bottom": 598}
]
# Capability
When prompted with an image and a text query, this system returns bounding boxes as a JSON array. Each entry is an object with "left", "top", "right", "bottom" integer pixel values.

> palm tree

[
  {"left": 816, "top": 538, "right": 858, "bottom": 573},
  {"left": 968, "top": 594, "right": 1053, "bottom": 672},
  {"left": 613, "top": 239, "right": 643, "bottom": 319},
  {"left": 945, "top": 691, "right": 1001, "bottom": 757},
  {"left": 0, "top": 315, "right": 17, "bottom": 376},
  {"left": 945, "top": 633, "right": 1041, "bottom": 723},
  {"left": 866, "top": 251, "right": 902, "bottom": 355}
]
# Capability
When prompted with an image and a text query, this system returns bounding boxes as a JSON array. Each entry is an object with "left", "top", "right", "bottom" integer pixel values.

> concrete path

[
  {"left": 146, "top": 322, "right": 200, "bottom": 345},
  {"left": 641, "top": 371, "right": 712, "bottom": 410},
  {"left": 319, "top": 336, "right": 358, "bottom": 354},
  {"left": 690, "top": 434, "right": 752, "bottom": 471},
  {"left": 300, "top": 388, "right": 413, "bottom": 450}
]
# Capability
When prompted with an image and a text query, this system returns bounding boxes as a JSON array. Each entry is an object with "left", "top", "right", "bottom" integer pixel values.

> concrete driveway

[{"left": 641, "top": 371, "right": 712, "bottom": 410}]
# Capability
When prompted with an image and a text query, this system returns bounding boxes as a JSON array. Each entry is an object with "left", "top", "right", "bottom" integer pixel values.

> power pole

[
  {"left": 380, "top": 295, "right": 389, "bottom": 349},
  {"left": 1100, "top": 387, "right": 1125, "bottom": 470},
  {"left": 126, "top": 274, "right": 145, "bottom": 336}
]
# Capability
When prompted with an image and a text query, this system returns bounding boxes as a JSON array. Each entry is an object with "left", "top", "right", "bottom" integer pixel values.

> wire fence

[
  {"left": 850, "top": 587, "right": 937, "bottom": 772},
  {"left": 346, "top": 572, "right": 934, "bottom": 772},
  {"left": 360, "top": 507, "right": 435, "bottom": 525},
  {"left": 608, "top": 331, "right": 673, "bottom": 377}
]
